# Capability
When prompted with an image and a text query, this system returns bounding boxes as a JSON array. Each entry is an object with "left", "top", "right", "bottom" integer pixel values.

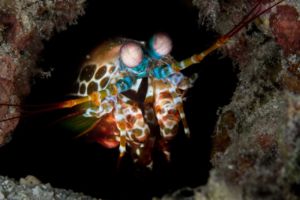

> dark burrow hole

[{"left": 0, "top": 0, "right": 237, "bottom": 199}]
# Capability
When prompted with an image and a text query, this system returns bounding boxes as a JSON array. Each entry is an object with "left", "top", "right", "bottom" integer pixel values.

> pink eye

[
  {"left": 150, "top": 33, "right": 172, "bottom": 57},
  {"left": 120, "top": 42, "right": 143, "bottom": 68}
]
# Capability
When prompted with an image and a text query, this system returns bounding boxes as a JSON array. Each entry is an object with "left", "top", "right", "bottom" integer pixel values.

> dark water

[{"left": 0, "top": 0, "right": 237, "bottom": 199}]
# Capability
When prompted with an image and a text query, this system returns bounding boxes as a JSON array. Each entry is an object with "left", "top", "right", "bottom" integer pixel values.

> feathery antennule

[
  {"left": 0, "top": 95, "right": 93, "bottom": 124},
  {"left": 225, "top": 0, "right": 285, "bottom": 39},
  {"left": 175, "top": 0, "right": 285, "bottom": 70}
]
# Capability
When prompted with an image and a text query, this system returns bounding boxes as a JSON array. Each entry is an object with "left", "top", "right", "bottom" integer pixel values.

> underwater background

[{"left": 1, "top": 0, "right": 299, "bottom": 199}]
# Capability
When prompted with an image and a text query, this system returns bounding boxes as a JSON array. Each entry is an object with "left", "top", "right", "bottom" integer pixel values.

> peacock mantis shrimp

[{"left": 0, "top": 0, "right": 285, "bottom": 167}]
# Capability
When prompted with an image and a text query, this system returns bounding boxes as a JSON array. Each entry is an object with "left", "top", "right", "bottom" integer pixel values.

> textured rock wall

[
  {"left": 0, "top": 0, "right": 85, "bottom": 146},
  {"left": 1, "top": 0, "right": 299, "bottom": 199},
  {"left": 161, "top": 0, "right": 300, "bottom": 199},
  {"left": 0, "top": 175, "right": 98, "bottom": 200},
  {"left": 194, "top": 0, "right": 299, "bottom": 199}
]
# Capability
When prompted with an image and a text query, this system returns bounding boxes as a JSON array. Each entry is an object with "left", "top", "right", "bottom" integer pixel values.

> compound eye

[
  {"left": 149, "top": 33, "right": 172, "bottom": 58},
  {"left": 120, "top": 42, "right": 143, "bottom": 68}
]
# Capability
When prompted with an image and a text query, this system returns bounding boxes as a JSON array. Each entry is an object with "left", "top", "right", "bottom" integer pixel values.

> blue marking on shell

[
  {"left": 120, "top": 57, "right": 149, "bottom": 78},
  {"left": 147, "top": 36, "right": 163, "bottom": 59},
  {"left": 116, "top": 76, "right": 134, "bottom": 92},
  {"left": 167, "top": 72, "right": 185, "bottom": 86},
  {"left": 151, "top": 64, "right": 174, "bottom": 79}
]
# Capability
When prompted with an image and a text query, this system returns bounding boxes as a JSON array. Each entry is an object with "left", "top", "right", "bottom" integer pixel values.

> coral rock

[
  {"left": 270, "top": 5, "right": 300, "bottom": 55},
  {"left": 0, "top": 0, "right": 86, "bottom": 145},
  {"left": 162, "top": 0, "right": 300, "bottom": 199}
]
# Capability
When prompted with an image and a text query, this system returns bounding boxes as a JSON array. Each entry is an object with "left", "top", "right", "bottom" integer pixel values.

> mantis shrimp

[{"left": 0, "top": 0, "right": 285, "bottom": 167}]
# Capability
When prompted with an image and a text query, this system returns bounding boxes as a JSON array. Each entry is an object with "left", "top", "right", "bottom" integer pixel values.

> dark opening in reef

[{"left": 0, "top": 0, "right": 237, "bottom": 199}]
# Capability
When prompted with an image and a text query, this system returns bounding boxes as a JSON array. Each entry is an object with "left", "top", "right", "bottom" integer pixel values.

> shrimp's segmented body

[
  {"left": 69, "top": 38, "right": 195, "bottom": 166},
  {"left": 0, "top": 0, "right": 285, "bottom": 167}
]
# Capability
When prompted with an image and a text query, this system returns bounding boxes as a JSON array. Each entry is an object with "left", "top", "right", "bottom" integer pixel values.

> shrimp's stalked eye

[
  {"left": 120, "top": 42, "right": 144, "bottom": 68},
  {"left": 148, "top": 33, "right": 172, "bottom": 59}
]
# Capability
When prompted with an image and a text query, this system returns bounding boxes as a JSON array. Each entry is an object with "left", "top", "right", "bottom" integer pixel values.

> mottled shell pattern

[{"left": 72, "top": 37, "right": 196, "bottom": 167}]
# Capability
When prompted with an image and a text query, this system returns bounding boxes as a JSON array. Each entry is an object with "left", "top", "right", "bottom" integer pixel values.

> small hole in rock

[{"left": 0, "top": 0, "right": 237, "bottom": 199}]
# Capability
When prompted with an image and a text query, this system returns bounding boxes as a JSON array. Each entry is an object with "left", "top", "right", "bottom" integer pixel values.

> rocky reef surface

[
  {"left": 0, "top": 0, "right": 85, "bottom": 146},
  {"left": 0, "top": 175, "right": 98, "bottom": 200},
  {"left": 160, "top": 0, "right": 300, "bottom": 199},
  {"left": 1, "top": 0, "right": 300, "bottom": 199}
]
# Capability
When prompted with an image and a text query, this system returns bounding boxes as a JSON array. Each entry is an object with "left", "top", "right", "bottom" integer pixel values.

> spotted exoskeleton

[{"left": 0, "top": 0, "right": 285, "bottom": 167}]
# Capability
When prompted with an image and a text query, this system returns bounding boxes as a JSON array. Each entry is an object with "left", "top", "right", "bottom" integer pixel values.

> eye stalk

[
  {"left": 148, "top": 33, "right": 172, "bottom": 59},
  {"left": 120, "top": 42, "right": 144, "bottom": 68}
]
